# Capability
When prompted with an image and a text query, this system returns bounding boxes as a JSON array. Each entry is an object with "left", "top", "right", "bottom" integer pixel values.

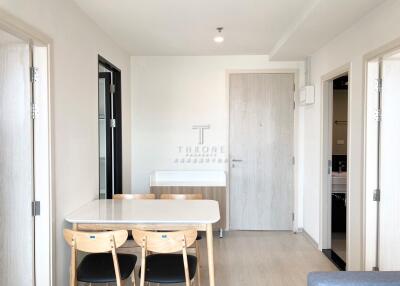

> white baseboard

[{"left": 300, "top": 229, "right": 319, "bottom": 249}]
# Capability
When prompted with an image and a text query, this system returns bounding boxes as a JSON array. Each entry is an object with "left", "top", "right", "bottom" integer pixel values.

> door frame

[
  {"left": 319, "top": 64, "right": 350, "bottom": 262},
  {"left": 98, "top": 72, "right": 113, "bottom": 197},
  {"left": 226, "top": 69, "right": 300, "bottom": 232},
  {"left": 0, "top": 9, "right": 54, "bottom": 286},
  {"left": 98, "top": 55, "right": 123, "bottom": 198}
]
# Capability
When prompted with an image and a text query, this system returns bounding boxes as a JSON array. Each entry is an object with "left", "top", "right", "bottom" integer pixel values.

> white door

[
  {"left": 379, "top": 50, "right": 400, "bottom": 270},
  {"left": 229, "top": 73, "right": 294, "bottom": 230},
  {"left": 0, "top": 29, "right": 35, "bottom": 284},
  {"left": 364, "top": 59, "right": 380, "bottom": 270}
]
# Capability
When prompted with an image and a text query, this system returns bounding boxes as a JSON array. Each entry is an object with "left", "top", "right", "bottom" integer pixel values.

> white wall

[
  {"left": 0, "top": 0, "right": 131, "bottom": 284},
  {"left": 131, "top": 55, "right": 304, "bottom": 227},
  {"left": 301, "top": 0, "right": 400, "bottom": 270}
]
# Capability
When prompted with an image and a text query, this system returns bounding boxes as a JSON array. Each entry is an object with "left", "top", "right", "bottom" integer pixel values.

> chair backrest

[
  {"left": 159, "top": 193, "right": 203, "bottom": 200},
  {"left": 113, "top": 193, "right": 156, "bottom": 200},
  {"left": 132, "top": 229, "right": 197, "bottom": 286},
  {"left": 63, "top": 229, "right": 128, "bottom": 253},
  {"left": 132, "top": 229, "right": 197, "bottom": 253},
  {"left": 63, "top": 229, "right": 128, "bottom": 286}
]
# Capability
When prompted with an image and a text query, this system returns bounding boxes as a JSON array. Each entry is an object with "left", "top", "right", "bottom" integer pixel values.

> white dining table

[{"left": 65, "top": 199, "right": 220, "bottom": 286}]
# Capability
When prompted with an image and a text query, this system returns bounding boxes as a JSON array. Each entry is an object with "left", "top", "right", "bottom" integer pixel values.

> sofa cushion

[{"left": 308, "top": 272, "right": 400, "bottom": 286}]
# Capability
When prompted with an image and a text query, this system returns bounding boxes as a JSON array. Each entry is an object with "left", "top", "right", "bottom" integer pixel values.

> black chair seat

[
  {"left": 77, "top": 253, "right": 137, "bottom": 283},
  {"left": 139, "top": 254, "right": 197, "bottom": 283}
]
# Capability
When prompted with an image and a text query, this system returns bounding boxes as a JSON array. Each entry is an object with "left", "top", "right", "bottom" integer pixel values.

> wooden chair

[
  {"left": 63, "top": 229, "right": 137, "bottom": 286},
  {"left": 113, "top": 193, "right": 156, "bottom": 200},
  {"left": 132, "top": 229, "right": 198, "bottom": 286},
  {"left": 159, "top": 193, "right": 203, "bottom": 286},
  {"left": 159, "top": 193, "right": 203, "bottom": 200},
  {"left": 113, "top": 193, "right": 156, "bottom": 249}
]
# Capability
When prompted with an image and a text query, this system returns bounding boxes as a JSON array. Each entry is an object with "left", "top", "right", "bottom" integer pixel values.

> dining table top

[{"left": 65, "top": 199, "right": 220, "bottom": 225}]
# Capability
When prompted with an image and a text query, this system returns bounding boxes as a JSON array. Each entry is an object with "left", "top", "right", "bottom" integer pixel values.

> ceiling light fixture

[{"left": 213, "top": 27, "right": 224, "bottom": 43}]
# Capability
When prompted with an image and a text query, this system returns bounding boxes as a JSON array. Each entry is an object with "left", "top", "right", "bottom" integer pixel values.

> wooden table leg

[
  {"left": 72, "top": 223, "right": 78, "bottom": 286},
  {"left": 206, "top": 224, "right": 215, "bottom": 286}
]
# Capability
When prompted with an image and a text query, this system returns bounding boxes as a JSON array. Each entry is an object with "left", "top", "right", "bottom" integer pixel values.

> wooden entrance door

[{"left": 229, "top": 73, "right": 294, "bottom": 230}]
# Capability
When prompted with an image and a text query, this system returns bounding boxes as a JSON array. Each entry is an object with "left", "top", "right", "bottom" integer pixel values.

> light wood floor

[
  {"left": 200, "top": 231, "right": 337, "bottom": 286},
  {"left": 80, "top": 231, "right": 337, "bottom": 286}
]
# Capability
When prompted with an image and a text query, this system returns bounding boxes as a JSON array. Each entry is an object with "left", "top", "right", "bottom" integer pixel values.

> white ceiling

[
  {"left": 74, "top": 0, "right": 386, "bottom": 58},
  {"left": 270, "top": 0, "right": 387, "bottom": 60}
]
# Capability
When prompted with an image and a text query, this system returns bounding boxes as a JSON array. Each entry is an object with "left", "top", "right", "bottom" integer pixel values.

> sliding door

[{"left": 0, "top": 29, "right": 35, "bottom": 285}]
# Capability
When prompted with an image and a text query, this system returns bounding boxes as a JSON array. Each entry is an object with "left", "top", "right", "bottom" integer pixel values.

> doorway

[
  {"left": 98, "top": 56, "right": 122, "bottom": 199},
  {"left": 0, "top": 24, "right": 51, "bottom": 285},
  {"left": 229, "top": 72, "right": 295, "bottom": 230},
  {"left": 321, "top": 71, "right": 349, "bottom": 271}
]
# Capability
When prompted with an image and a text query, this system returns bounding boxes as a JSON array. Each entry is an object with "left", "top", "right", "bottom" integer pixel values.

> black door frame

[
  {"left": 98, "top": 55, "right": 122, "bottom": 198},
  {"left": 99, "top": 72, "right": 113, "bottom": 197}
]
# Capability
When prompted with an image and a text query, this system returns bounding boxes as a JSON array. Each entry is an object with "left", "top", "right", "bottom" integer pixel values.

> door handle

[{"left": 232, "top": 159, "right": 243, "bottom": 162}]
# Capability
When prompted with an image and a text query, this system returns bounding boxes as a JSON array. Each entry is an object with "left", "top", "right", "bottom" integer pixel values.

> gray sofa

[{"left": 308, "top": 272, "right": 400, "bottom": 286}]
